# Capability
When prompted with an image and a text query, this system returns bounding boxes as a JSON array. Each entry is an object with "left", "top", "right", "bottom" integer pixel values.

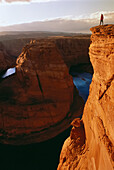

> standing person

[{"left": 100, "top": 14, "right": 104, "bottom": 25}]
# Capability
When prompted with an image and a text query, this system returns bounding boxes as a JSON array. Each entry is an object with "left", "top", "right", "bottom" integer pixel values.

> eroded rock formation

[
  {"left": 58, "top": 25, "right": 114, "bottom": 170},
  {"left": 0, "top": 39, "right": 84, "bottom": 145}
]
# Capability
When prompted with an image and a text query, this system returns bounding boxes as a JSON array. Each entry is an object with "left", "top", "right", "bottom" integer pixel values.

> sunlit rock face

[
  {"left": 0, "top": 39, "right": 84, "bottom": 145},
  {"left": 0, "top": 42, "right": 15, "bottom": 74},
  {"left": 58, "top": 25, "right": 114, "bottom": 170}
]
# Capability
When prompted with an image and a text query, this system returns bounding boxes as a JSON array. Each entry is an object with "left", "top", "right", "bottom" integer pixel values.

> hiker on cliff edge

[{"left": 100, "top": 14, "right": 104, "bottom": 25}]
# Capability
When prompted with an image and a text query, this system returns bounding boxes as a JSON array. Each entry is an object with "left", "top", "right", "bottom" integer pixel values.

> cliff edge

[{"left": 58, "top": 24, "right": 114, "bottom": 170}]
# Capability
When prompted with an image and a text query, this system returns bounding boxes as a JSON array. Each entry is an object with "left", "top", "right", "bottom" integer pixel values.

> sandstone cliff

[
  {"left": 58, "top": 25, "right": 114, "bottom": 170},
  {"left": 0, "top": 39, "right": 84, "bottom": 145},
  {"left": 55, "top": 37, "right": 90, "bottom": 68}
]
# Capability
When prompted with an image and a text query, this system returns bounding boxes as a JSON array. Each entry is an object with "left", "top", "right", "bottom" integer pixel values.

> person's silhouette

[{"left": 100, "top": 14, "right": 104, "bottom": 25}]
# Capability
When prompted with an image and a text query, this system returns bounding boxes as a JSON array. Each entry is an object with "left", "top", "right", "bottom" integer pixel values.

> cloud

[
  {"left": 84, "top": 11, "right": 114, "bottom": 25},
  {"left": 0, "top": 19, "right": 96, "bottom": 33},
  {"left": 67, "top": 11, "right": 114, "bottom": 21},
  {"left": 104, "top": 11, "right": 114, "bottom": 20},
  {"left": 88, "top": 11, "right": 114, "bottom": 20},
  {"left": 0, "top": 11, "right": 113, "bottom": 33},
  {"left": 55, "top": 11, "right": 114, "bottom": 25},
  {"left": 65, "top": 11, "right": 114, "bottom": 26}
]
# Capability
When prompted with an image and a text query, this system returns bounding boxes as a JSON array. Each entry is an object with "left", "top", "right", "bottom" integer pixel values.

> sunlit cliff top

[{"left": 90, "top": 24, "right": 114, "bottom": 35}]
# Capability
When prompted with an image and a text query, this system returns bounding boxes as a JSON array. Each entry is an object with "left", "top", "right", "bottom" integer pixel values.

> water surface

[
  {"left": 2, "top": 67, "right": 16, "bottom": 78},
  {"left": 73, "top": 72, "right": 92, "bottom": 102}
]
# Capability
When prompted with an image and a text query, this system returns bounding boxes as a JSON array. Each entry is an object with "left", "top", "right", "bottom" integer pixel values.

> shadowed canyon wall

[
  {"left": 0, "top": 42, "right": 15, "bottom": 74},
  {"left": 58, "top": 25, "right": 114, "bottom": 170},
  {"left": 55, "top": 37, "right": 90, "bottom": 68},
  {"left": 0, "top": 35, "right": 90, "bottom": 67},
  {"left": 1, "top": 38, "right": 32, "bottom": 57}
]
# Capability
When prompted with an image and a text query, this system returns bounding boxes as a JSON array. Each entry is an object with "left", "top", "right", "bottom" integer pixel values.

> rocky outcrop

[
  {"left": 58, "top": 118, "right": 86, "bottom": 169},
  {"left": 0, "top": 42, "right": 15, "bottom": 74},
  {"left": 58, "top": 25, "right": 114, "bottom": 170},
  {"left": 0, "top": 39, "right": 84, "bottom": 145}
]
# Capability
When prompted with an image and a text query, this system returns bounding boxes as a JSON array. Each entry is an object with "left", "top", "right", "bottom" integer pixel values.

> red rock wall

[
  {"left": 2, "top": 38, "right": 33, "bottom": 57},
  {"left": 1, "top": 36, "right": 90, "bottom": 66},
  {"left": 0, "top": 39, "right": 84, "bottom": 145},
  {"left": 58, "top": 25, "right": 114, "bottom": 170},
  {"left": 55, "top": 37, "right": 90, "bottom": 67}
]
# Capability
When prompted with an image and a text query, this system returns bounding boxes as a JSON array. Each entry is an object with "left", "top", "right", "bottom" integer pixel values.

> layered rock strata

[
  {"left": 58, "top": 25, "right": 114, "bottom": 170},
  {"left": 1, "top": 36, "right": 90, "bottom": 67},
  {"left": 55, "top": 37, "right": 90, "bottom": 68},
  {"left": 0, "top": 40, "right": 84, "bottom": 145}
]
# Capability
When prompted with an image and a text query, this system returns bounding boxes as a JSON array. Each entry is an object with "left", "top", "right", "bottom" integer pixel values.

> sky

[{"left": 0, "top": 0, "right": 114, "bottom": 33}]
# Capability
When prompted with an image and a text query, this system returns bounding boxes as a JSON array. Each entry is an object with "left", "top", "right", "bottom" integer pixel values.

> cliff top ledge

[{"left": 90, "top": 24, "right": 114, "bottom": 35}]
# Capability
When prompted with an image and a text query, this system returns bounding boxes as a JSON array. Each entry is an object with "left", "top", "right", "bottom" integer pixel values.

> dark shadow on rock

[{"left": 69, "top": 63, "right": 93, "bottom": 76}]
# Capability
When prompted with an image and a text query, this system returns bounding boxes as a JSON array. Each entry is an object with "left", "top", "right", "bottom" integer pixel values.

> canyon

[
  {"left": 58, "top": 24, "right": 114, "bottom": 170},
  {"left": 0, "top": 25, "right": 113, "bottom": 170},
  {"left": 0, "top": 33, "right": 91, "bottom": 67},
  {"left": 0, "top": 34, "right": 91, "bottom": 145}
]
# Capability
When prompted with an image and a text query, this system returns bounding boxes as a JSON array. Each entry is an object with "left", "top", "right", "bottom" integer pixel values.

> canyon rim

[
  {"left": 58, "top": 24, "right": 114, "bottom": 170},
  {"left": 0, "top": 25, "right": 113, "bottom": 170}
]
